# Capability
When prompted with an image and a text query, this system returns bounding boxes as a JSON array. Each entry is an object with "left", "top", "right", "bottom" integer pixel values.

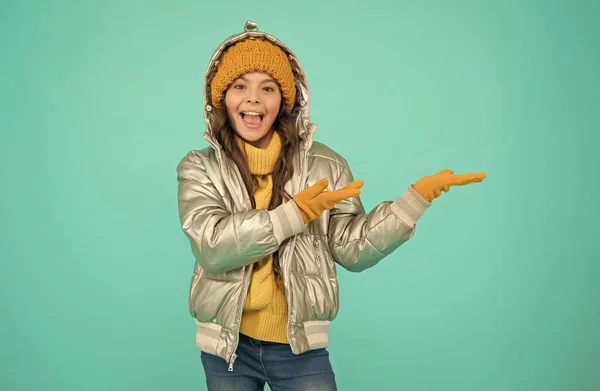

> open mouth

[{"left": 240, "top": 111, "right": 264, "bottom": 128}]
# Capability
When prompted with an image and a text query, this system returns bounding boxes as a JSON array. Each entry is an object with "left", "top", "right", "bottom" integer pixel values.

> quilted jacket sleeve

[
  {"left": 327, "top": 160, "right": 432, "bottom": 272},
  {"left": 177, "top": 151, "right": 305, "bottom": 274}
]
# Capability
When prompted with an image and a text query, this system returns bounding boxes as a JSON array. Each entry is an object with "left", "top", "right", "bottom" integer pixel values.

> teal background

[{"left": 1, "top": 0, "right": 599, "bottom": 390}]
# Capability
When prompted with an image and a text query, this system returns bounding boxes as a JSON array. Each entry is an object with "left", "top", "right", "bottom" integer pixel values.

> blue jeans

[{"left": 201, "top": 333, "right": 338, "bottom": 390}]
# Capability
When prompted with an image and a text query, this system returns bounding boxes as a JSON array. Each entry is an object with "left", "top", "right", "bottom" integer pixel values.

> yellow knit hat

[{"left": 210, "top": 38, "right": 296, "bottom": 113}]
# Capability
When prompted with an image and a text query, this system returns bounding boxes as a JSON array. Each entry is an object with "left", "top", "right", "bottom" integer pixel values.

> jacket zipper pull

[{"left": 228, "top": 353, "right": 237, "bottom": 372}]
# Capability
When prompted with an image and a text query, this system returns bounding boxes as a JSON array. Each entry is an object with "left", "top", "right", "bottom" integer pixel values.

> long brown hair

[{"left": 209, "top": 96, "right": 300, "bottom": 288}]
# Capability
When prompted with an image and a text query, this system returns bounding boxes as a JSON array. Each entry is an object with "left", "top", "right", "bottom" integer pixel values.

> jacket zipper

[
  {"left": 210, "top": 140, "right": 253, "bottom": 373},
  {"left": 227, "top": 259, "right": 252, "bottom": 371},
  {"left": 285, "top": 235, "right": 298, "bottom": 355},
  {"left": 228, "top": 352, "right": 237, "bottom": 371},
  {"left": 285, "top": 145, "right": 310, "bottom": 355}
]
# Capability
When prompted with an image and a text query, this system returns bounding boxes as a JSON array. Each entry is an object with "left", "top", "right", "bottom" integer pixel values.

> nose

[
  {"left": 246, "top": 94, "right": 260, "bottom": 104},
  {"left": 245, "top": 87, "right": 261, "bottom": 104}
]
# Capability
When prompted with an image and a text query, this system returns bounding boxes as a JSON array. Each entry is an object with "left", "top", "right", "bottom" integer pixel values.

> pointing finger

[
  {"left": 449, "top": 172, "right": 487, "bottom": 186},
  {"left": 342, "top": 180, "right": 364, "bottom": 191},
  {"left": 303, "top": 178, "right": 329, "bottom": 199}
]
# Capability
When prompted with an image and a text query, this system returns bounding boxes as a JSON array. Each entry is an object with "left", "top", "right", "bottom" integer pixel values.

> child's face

[{"left": 225, "top": 71, "right": 282, "bottom": 149}]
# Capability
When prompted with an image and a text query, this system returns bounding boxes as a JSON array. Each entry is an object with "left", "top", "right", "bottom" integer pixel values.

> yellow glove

[
  {"left": 413, "top": 168, "right": 486, "bottom": 202},
  {"left": 294, "top": 178, "right": 364, "bottom": 224}
]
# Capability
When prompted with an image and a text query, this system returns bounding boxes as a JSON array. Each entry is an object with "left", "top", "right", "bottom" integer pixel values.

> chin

[{"left": 236, "top": 128, "right": 266, "bottom": 141}]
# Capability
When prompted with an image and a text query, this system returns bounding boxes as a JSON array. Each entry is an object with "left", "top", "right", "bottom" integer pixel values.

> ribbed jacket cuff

[
  {"left": 390, "top": 185, "right": 432, "bottom": 227},
  {"left": 268, "top": 199, "right": 306, "bottom": 244}
]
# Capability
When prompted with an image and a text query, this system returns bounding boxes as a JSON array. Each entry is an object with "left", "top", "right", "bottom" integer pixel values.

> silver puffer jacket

[{"left": 176, "top": 21, "right": 431, "bottom": 369}]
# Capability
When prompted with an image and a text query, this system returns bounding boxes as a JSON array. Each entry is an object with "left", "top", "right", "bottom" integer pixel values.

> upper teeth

[{"left": 243, "top": 112, "right": 261, "bottom": 116}]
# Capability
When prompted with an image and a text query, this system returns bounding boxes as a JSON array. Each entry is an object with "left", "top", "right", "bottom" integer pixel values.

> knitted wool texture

[{"left": 235, "top": 131, "right": 290, "bottom": 343}]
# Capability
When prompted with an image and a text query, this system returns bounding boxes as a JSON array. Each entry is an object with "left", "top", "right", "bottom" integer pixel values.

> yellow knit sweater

[{"left": 235, "top": 131, "right": 289, "bottom": 343}]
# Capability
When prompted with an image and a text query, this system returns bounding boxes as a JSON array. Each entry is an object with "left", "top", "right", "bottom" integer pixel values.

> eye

[
  {"left": 233, "top": 84, "right": 245, "bottom": 90},
  {"left": 263, "top": 86, "right": 275, "bottom": 92}
]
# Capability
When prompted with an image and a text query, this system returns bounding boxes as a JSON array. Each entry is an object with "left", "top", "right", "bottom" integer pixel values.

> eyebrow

[{"left": 238, "top": 75, "right": 277, "bottom": 84}]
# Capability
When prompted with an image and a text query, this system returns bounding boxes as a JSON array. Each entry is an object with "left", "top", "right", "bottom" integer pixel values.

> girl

[{"left": 177, "top": 20, "right": 486, "bottom": 391}]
